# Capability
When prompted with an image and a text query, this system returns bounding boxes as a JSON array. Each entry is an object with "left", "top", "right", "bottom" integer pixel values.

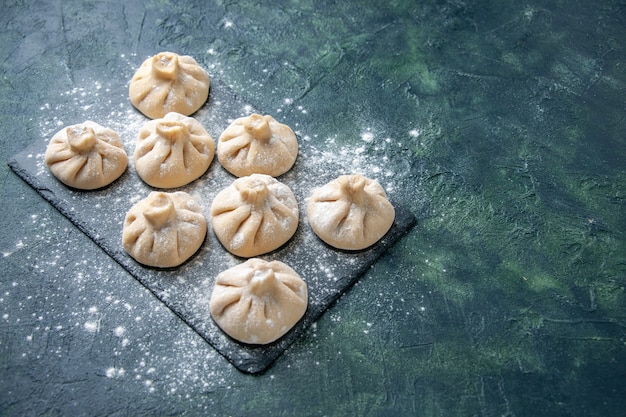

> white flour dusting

[{"left": 3, "top": 49, "right": 426, "bottom": 392}]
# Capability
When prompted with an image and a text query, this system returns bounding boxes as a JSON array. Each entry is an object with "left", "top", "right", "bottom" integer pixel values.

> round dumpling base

[
  {"left": 129, "top": 51, "right": 210, "bottom": 119},
  {"left": 307, "top": 174, "right": 395, "bottom": 250},
  {"left": 210, "top": 258, "right": 308, "bottom": 345},
  {"left": 44, "top": 121, "right": 128, "bottom": 190},
  {"left": 122, "top": 191, "right": 207, "bottom": 268},
  {"left": 217, "top": 114, "right": 298, "bottom": 177},
  {"left": 133, "top": 112, "right": 215, "bottom": 189},
  {"left": 210, "top": 174, "right": 299, "bottom": 258}
]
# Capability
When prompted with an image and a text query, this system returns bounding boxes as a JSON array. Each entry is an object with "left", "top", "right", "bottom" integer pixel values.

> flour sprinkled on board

[{"left": 13, "top": 46, "right": 420, "bottom": 376}]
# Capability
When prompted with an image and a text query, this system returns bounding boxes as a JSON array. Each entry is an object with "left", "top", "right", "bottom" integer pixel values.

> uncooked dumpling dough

[
  {"left": 122, "top": 191, "right": 207, "bottom": 268},
  {"left": 307, "top": 174, "right": 395, "bottom": 250},
  {"left": 217, "top": 113, "right": 298, "bottom": 177},
  {"left": 129, "top": 51, "right": 210, "bottom": 119},
  {"left": 210, "top": 258, "right": 308, "bottom": 345},
  {"left": 210, "top": 174, "right": 299, "bottom": 257},
  {"left": 44, "top": 121, "right": 127, "bottom": 190},
  {"left": 134, "top": 112, "right": 215, "bottom": 188}
]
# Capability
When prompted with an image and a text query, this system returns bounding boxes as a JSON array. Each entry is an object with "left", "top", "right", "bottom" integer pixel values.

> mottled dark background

[{"left": 1, "top": 1, "right": 625, "bottom": 415}]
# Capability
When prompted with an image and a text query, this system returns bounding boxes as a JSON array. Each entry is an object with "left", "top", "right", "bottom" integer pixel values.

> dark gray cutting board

[{"left": 8, "top": 79, "right": 416, "bottom": 374}]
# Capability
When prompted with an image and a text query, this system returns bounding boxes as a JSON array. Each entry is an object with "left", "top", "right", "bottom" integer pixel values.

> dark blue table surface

[{"left": 1, "top": 1, "right": 625, "bottom": 415}]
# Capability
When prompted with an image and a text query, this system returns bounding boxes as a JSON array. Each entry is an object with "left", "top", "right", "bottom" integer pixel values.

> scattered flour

[{"left": 3, "top": 48, "right": 432, "bottom": 399}]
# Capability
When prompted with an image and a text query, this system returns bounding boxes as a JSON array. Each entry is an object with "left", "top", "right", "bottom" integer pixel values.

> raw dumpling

[
  {"left": 217, "top": 113, "right": 298, "bottom": 177},
  {"left": 210, "top": 258, "right": 308, "bottom": 345},
  {"left": 122, "top": 191, "right": 207, "bottom": 268},
  {"left": 44, "top": 121, "right": 127, "bottom": 190},
  {"left": 134, "top": 112, "right": 215, "bottom": 188},
  {"left": 307, "top": 174, "right": 395, "bottom": 250},
  {"left": 129, "top": 51, "right": 210, "bottom": 119},
  {"left": 210, "top": 174, "right": 299, "bottom": 258}
]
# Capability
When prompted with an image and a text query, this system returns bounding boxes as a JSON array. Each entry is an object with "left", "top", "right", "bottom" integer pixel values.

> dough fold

[
  {"left": 307, "top": 174, "right": 395, "bottom": 250},
  {"left": 122, "top": 191, "right": 207, "bottom": 268},
  {"left": 217, "top": 114, "right": 298, "bottom": 177},
  {"left": 134, "top": 112, "right": 215, "bottom": 188},
  {"left": 129, "top": 51, "right": 210, "bottom": 119},
  {"left": 210, "top": 258, "right": 308, "bottom": 345},
  {"left": 44, "top": 121, "right": 127, "bottom": 190},
  {"left": 210, "top": 174, "right": 299, "bottom": 257}
]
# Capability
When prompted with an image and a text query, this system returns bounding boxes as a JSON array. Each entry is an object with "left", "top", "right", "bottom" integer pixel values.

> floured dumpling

[
  {"left": 129, "top": 51, "right": 210, "bottom": 119},
  {"left": 134, "top": 112, "right": 215, "bottom": 188},
  {"left": 217, "top": 113, "right": 298, "bottom": 177},
  {"left": 210, "top": 174, "right": 299, "bottom": 257},
  {"left": 122, "top": 191, "right": 207, "bottom": 268},
  {"left": 44, "top": 121, "right": 127, "bottom": 190},
  {"left": 210, "top": 258, "right": 308, "bottom": 345},
  {"left": 307, "top": 174, "right": 395, "bottom": 250}
]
